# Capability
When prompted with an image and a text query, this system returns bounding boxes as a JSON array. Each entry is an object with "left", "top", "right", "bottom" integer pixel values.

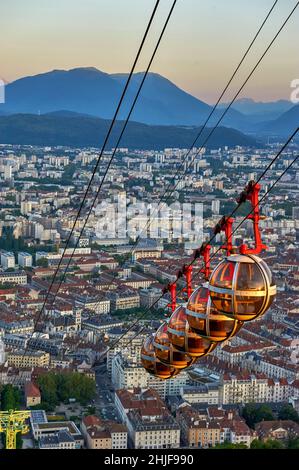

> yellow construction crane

[{"left": 0, "top": 410, "right": 30, "bottom": 449}]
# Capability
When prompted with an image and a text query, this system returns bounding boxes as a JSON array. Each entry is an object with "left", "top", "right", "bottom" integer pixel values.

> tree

[
  {"left": 213, "top": 441, "right": 248, "bottom": 449},
  {"left": 37, "top": 372, "right": 96, "bottom": 408},
  {"left": 0, "top": 283, "right": 14, "bottom": 290},
  {"left": 0, "top": 384, "right": 21, "bottom": 411},
  {"left": 85, "top": 406, "right": 96, "bottom": 415},
  {"left": 251, "top": 439, "right": 284, "bottom": 449},
  {"left": 242, "top": 403, "right": 257, "bottom": 428},
  {"left": 62, "top": 163, "right": 76, "bottom": 183},
  {"left": 242, "top": 403, "right": 274, "bottom": 428},
  {"left": 37, "top": 373, "right": 59, "bottom": 408},
  {"left": 36, "top": 257, "right": 49, "bottom": 268},
  {"left": 278, "top": 404, "right": 299, "bottom": 423},
  {"left": 250, "top": 439, "right": 264, "bottom": 449},
  {"left": 257, "top": 404, "right": 274, "bottom": 422},
  {"left": 0, "top": 227, "right": 26, "bottom": 254},
  {"left": 287, "top": 437, "right": 299, "bottom": 449}
]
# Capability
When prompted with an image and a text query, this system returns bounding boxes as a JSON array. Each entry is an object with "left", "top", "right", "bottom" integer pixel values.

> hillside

[
  {"left": 0, "top": 113, "right": 259, "bottom": 150},
  {"left": 260, "top": 104, "right": 299, "bottom": 136}
]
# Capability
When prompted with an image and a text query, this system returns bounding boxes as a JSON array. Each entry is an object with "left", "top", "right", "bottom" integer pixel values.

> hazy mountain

[
  {"left": 0, "top": 67, "right": 247, "bottom": 129},
  {"left": 111, "top": 72, "right": 247, "bottom": 127},
  {"left": 1, "top": 68, "right": 294, "bottom": 134},
  {"left": 259, "top": 104, "right": 299, "bottom": 136},
  {"left": 0, "top": 113, "right": 258, "bottom": 149},
  {"left": 219, "top": 97, "right": 294, "bottom": 122},
  {"left": 0, "top": 68, "right": 123, "bottom": 118}
]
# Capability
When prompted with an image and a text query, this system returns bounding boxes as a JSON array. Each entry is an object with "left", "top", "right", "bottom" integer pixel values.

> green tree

[
  {"left": 278, "top": 404, "right": 299, "bottom": 423},
  {"left": 37, "top": 373, "right": 58, "bottom": 408},
  {"left": 242, "top": 403, "right": 274, "bottom": 428},
  {"left": 258, "top": 404, "right": 274, "bottom": 422},
  {"left": 0, "top": 283, "right": 14, "bottom": 289},
  {"left": 0, "top": 384, "right": 21, "bottom": 411},
  {"left": 0, "top": 227, "right": 25, "bottom": 254},
  {"left": 37, "top": 372, "right": 96, "bottom": 408},
  {"left": 36, "top": 257, "right": 49, "bottom": 268},
  {"left": 251, "top": 439, "right": 284, "bottom": 449},
  {"left": 85, "top": 406, "right": 96, "bottom": 415},
  {"left": 242, "top": 403, "right": 257, "bottom": 428},
  {"left": 287, "top": 437, "right": 299, "bottom": 449},
  {"left": 62, "top": 163, "right": 77, "bottom": 183},
  {"left": 213, "top": 441, "right": 248, "bottom": 449},
  {"left": 250, "top": 439, "right": 264, "bottom": 449}
]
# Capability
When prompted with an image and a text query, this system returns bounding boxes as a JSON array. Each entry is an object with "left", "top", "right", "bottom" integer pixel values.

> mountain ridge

[
  {"left": 0, "top": 67, "right": 295, "bottom": 134},
  {"left": 0, "top": 67, "right": 248, "bottom": 129},
  {"left": 0, "top": 112, "right": 259, "bottom": 150}
]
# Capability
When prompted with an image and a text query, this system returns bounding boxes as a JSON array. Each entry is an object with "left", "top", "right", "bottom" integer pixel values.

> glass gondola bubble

[
  {"left": 208, "top": 254, "right": 276, "bottom": 321},
  {"left": 185, "top": 282, "right": 243, "bottom": 342},
  {"left": 167, "top": 305, "right": 217, "bottom": 357},
  {"left": 153, "top": 322, "right": 196, "bottom": 370},
  {"left": 141, "top": 335, "right": 179, "bottom": 379}
]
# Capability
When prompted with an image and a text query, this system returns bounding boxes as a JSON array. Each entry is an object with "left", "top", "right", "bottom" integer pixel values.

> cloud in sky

[{"left": 0, "top": 0, "right": 298, "bottom": 103}]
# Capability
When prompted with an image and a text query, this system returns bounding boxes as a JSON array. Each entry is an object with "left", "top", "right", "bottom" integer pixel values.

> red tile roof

[{"left": 24, "top": 381, "right": 41, "bottom": 398}]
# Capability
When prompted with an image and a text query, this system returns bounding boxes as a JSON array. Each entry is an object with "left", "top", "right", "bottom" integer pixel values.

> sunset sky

[{"left": 1, "top": 0, "right": 298, "bottom": 103}]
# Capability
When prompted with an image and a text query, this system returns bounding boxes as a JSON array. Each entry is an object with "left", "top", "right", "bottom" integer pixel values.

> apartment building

[
  {"left": 221, "top": 373, "right": 269, "bottom": 404},
  {"left": 18, "top": 252, "right": 33, "bottom": 268},
  {"left": 1, "top": 251, "right": 15, "bottom": 269},
  {"left": 177, "top": 407, "right": 222, "bottom": 448},
  {"left": 107, "top": 331, "right": 145, "bottom": 377},
  {"left": 257, "top": 356, "right": 299, "bottom": 381},
  {"left": 139, "top": 287, "right": 162, "bottom": 309},
  {"left": 127, "top": 411, "right": 180, "bottom": 449},
  {"left": 0, "top": 271, "right": 27, "bottom": 285},
  {"left": 7, "top": 350, "right": 50, "bottom": 368},
  {"left": 108, "top": 288, "right": 140, "bottom": 311},
  {"left": 181, "top": 384, "right": 220, "bottom": 405},
  {"left": 81, "top": 415, "right": 127, "bottom": 449},
  {"left": 115, "top": 389, "right": 180, "bottom": 449},
  {"left": 39, "top": 430, "right": 76, "bottom": 449},
  {"left": 74, "top": 290, "right": 110, "bottom": 314}
]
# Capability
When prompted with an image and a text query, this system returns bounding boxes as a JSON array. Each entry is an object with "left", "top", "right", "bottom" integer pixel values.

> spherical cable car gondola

[
  {"left": 185, "top": 282, "right": 243, "bottom": 342},
  {"left": 208, "top": 253, "right": 276, "bottom": 321},
  {"left": 153, "top": 322, "right": 196, "bottom": 369},
  {"left": 141, "top": 335, "right": 179, "bottom": 379},
  {"left": 167, "top": 305, "right": 217, "bottom": 357}
]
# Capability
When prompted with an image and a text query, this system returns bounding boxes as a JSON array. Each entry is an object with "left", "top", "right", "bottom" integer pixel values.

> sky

[{"left": 0, "top": 0, "right": 298, "bottom": 103}]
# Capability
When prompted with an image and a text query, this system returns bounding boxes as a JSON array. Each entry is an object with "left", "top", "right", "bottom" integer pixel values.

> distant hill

[
  {"left": 259, "top": 104, "right": 299, "bottom": 136},
  {"left": 1, "top": 68, "right": 122, "bottom": 118},
  {"left": 0, "top": 113, "right": 259, "bottom": 150},
  {"left": 110, "top": 72, "right": 247, "bottom": 128},
  {"left": 219, "top": 97, "right": 294, "bottom": 122},
  {"left": 0, "top": 67, "right": 247, "bottom": 129}
]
